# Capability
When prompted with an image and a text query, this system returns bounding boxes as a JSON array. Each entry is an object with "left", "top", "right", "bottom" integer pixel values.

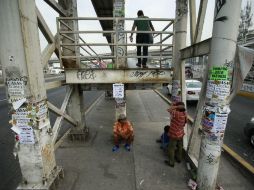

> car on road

[
  {"left": 49, "top": 67, "right": 64, "bottom": 74},
  {"left": 167, "top": 79, "right": 202, "bottom": 101},
  {"left": 244, "top": 117, "right": 254, "bottom": 146}
]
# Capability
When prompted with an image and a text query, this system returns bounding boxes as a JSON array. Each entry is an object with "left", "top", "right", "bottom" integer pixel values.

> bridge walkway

[{"left": 55, "top": 90, "right": 254, "bottom": 190}]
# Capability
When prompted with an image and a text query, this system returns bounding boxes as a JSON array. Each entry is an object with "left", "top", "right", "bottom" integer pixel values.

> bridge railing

[{"left": 57, "top": 17, "right": 174, "bottom": 69}]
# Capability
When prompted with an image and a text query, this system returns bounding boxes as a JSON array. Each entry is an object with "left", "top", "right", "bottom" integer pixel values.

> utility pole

[
  {"left": 0, "top": 0, "right": 61, "bottom": 189},
  {"left": 172, "top": 0, "right": 187, "bottom": 104},
  {"left": 172, "top": 0, "right": 188, "bottom": 149},
  {"left": 59, "top": 0, "right": 86, "bottom": 136},
  {"left": 113, "top": 0, "right": 126, "bottom": 119},
  {"left": 197, "top": 1, "right": 242, "bottom": 189}
]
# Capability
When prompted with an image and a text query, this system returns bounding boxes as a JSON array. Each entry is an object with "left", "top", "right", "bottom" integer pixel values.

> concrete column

[
  {"left": 113, "top": 0, "right": 126, "bottom": 119},
  {"left": 171, "top": 0, "right": 188, "bottom": 103},
  {"left": 171, "top": 0, "right": 188, "bottom": 149},
  {"left": 113, "top": 0, "right": 126, "bottom": 69},
  {"left": 197, "top": 1, "right": 242, "bottom": 189},
  {"left": 59, "top": 0, "right": 85, "bottom": 133},
  {"left": 0, "top": 0, "right": 60, "bottom": 189}
]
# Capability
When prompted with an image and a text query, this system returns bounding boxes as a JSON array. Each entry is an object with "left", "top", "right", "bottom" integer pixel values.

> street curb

[
  {"left": 222, "top": 144, "right": 254, "bottom": 175},
  {"left": 154, "top": 89, "right": 254, "bottom": 175},
  {"left": 238, "top": 91, "right": 254, "bottom": 100}
]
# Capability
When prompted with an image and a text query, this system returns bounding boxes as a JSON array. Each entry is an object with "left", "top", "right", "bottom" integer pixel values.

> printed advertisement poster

[
  {"left": 212, "top": 113, "right": 228, "bottom": 134},
  {"left": 19, "top": 126, "right": 35, "bottom": 144},
  {"left": 7, "top": 80, "right": 24, "bottom": 96},
  {"left": 206, "top": 80, "right": 230, "bottom": 100},
  {"left": 202, "top": 107, "right": 215, "bottom": 133},
  {"left": 113, "top": 83, "right": 124, "bottom": 98},
  {"left": 12, "top": 107, "right": 31, "bottom": 120},
  {"left": 209, "top": 67, "right": 228, "bottom": 80}
]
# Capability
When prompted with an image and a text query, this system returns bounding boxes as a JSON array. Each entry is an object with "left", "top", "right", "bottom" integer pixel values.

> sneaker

[
  {"left": 112, "top": 145, "right": 119, "bottom": 152},
  {"left": 142, "top": 65, "right": 148, "bottom": 68},
  {"left": 164, "top": 160, "right": 174, "bottom": 167},
  {"left": 136, "top": 63, "right": 141, "bottom": 67},
  {"left": 124, "top": 144, "right": 131, "bottom": 151}
]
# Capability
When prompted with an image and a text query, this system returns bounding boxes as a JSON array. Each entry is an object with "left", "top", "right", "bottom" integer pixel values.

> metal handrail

[
  {"left": 57, "top": 17, "right": 174, "bottom": 69},
  {"left": 59, "top": 19, "right": 101, "bottom": 66}
]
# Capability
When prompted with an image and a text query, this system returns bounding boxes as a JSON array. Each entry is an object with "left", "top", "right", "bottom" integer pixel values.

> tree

[{"left": 238, "top": 1, "right": 253, "bottom": 43}]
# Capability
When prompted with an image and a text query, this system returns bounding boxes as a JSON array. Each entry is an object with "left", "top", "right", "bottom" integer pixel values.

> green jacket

[{"left": 134, "top": 16, "right": 154, "bottom": 31}]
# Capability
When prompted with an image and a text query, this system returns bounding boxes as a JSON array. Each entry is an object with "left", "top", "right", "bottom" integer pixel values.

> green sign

[{"left": 209, "top": 67, "right": 228, "bottom": 80}]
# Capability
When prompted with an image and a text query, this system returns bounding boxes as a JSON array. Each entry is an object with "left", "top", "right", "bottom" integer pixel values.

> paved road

[
  {"left": 160, "top": 87, "right": 254, "bottom": 167},
  {"left": 0, "top": 85, "right": 103, "bottom": 190}
]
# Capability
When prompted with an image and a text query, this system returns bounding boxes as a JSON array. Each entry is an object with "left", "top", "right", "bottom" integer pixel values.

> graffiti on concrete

[
  {"left": 215, "top": 0, "right": 228, "bottom": 22},
  {"left": 177, "top": 0, "right": 188, "bottom": 18},
  {"left": 129, "top": 70, "right": 165, "bottom": 79},
  {"left": 77, "top": 70, "right": 96, "bottom": 80},
  {"left": 117, "top": 47, "right": 125, "bottom": 56}
]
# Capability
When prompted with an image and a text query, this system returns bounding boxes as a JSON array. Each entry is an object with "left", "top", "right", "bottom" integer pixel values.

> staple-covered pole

[
  {"left": 171, "top": 0, "right": 188, "bottom": 149},
  {"left": 59, "top": 0, "right": 85, "bottom": 135},
  {"left": 0, "top": 0, "right": 60, "bottom": 189},
  {"left": 197, "top": 1, "right": 242, "bottom": 189}
]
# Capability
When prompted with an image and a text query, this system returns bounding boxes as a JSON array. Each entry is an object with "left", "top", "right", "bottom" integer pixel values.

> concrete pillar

[
  {"left": 171, "top": 0, "right": 188, "bottom": 103},
  {"left": 113, "top": 0, "right": 127, "bottom": 69},
  {"left": 171, "top": 0, "right": 188, "bottom": 149},
  {"left": 113, "top": 0, "right": 126, "bottom": 119},
  {"left": 59, "top": 0, "right": 85, "bottom": 133},
  {"left": 0, "top": 0, "right": 60, "bottom": 189},
  {"left": 197, "top": 1, "right": 242, "bottom": 189}
]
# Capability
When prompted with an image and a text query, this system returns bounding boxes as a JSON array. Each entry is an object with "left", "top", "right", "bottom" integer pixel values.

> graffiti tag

[
  {"left": 130, "top": 70, "right": 165, "bottom": 79},
  {"left": 77, "top": 70, "right": 96, "bottom": 80},
  {"left": 215, "top": 0, "right": 228, "bottom": 22}
]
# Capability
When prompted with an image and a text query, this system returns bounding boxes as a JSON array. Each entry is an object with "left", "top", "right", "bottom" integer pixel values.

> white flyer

[
  {"left": 113, "top": 83, "right": 124, "bottom": 98},
  {"left": 19, "top": 126, "right": 35, "bottom": 144},
  {"left": 212, "top": 113, "right": 228, "bottom": 134}
]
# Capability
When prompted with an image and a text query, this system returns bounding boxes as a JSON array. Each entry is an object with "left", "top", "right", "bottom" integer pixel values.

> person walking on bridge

[{"left": 130, "top": 10, "right": 155, "bottom": 68}]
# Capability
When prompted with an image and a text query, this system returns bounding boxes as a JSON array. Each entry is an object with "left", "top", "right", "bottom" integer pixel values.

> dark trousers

[
  {"left": 114, "top": 134, "right": 134, "bottom": 145},
  {"left": 168, "top": 138, "right": 183, "bottom": 165},
  {"left": 136, "top": 33, "right": 149, "bottom": 65}
]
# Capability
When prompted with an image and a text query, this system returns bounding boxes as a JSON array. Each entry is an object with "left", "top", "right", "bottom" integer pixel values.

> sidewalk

[{"left": 55, "top": 90, "right": 254, "bottom": 190}]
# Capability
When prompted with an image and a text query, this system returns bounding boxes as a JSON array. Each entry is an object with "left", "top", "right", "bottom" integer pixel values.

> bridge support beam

[
  {"left": 0, "top": 0, "right": 61, "bottom": 189},
  {"left": 58, "top": 0, "right": 86, "bottom": 138},
  {"left": 196, "top": 1, "right": 242, "bottom": 189}
]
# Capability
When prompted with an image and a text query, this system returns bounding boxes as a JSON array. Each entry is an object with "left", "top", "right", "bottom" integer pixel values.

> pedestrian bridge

[
  {"left": 1, "top": 1, "right": 253, "bottom": 190},
  {"left": 57, "top": 17, "right": 174, "bottom": 89}
]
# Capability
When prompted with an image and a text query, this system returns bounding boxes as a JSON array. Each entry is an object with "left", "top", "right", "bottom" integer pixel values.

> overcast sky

[{"left": 36, "top": 0, "right": 252, "bottom": 57}]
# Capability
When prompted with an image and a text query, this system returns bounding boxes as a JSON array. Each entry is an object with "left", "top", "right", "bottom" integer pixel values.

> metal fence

[{"left": 57, "top": 17, "right": 174, "bottom": 69}]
